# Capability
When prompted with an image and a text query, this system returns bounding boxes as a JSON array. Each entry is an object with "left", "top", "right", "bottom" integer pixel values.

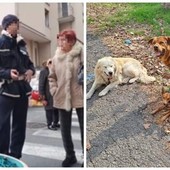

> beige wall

[
  {"left": 17, "top": 3, "right": 59, "bottom": 66},
  {"left": 16, "top": 3, "right": 59, "bottom": 65},
  {"left": 39, "top": 43, "right": 51, "bottom": 64},
  {"left": 71, "top": 3, "right": 84, "bottom": 42},
  {"left": 58, "top": 3, "right": 84, "bottom": 43},
  {"left": 17, "top": 3, "right": 45, "bottom": 35},
  {"left": 0, "top": 3, "right": 16, "bottom": 23},
  {"left": 48, "top": 3, "right": 59, "bottom": 58},
  {"left": 0, "top": 2, "right": 84, "bottom": 67}
]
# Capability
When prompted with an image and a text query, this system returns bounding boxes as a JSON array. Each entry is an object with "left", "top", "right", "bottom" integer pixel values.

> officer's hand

[
  {"left": 25, "top": 69, "right": 33, "bottom": 82},
  {"left": 11, "top": 69, "right": 19, "bottom": 80}
]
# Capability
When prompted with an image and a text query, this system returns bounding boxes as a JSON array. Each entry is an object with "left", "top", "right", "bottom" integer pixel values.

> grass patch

[
  {"left": 87, "top": 3, "right": 170, "bottom": 35},
  {"left": 128, "top": 29, "right": 145, "bottom": 36}
]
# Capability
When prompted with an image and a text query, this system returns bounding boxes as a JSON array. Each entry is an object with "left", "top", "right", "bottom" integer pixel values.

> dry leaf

[{"left": 143, "top": 123, "right": 151, "bottom": 129}]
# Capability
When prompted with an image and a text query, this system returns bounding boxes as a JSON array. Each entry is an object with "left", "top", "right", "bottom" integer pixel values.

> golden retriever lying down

[{"left": 86, "top": 57, "right": 156, "bottom": 99}]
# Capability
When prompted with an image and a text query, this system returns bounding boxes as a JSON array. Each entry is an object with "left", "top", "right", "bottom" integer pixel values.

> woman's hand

[{"left": 42, "top": 100, "right": 48, "bottom": 106}]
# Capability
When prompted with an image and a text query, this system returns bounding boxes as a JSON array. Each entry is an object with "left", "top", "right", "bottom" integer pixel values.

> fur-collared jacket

[
  {"left": 0, "top": 30, "right": 35, "bottom": 97},
  {"left": 49, "top": 41, "right": 83, "bottom": 111}
]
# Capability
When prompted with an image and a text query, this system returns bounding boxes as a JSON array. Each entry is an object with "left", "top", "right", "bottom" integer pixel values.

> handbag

[{"left": 77, "top": 63, "right": 84, "bottom": 85}]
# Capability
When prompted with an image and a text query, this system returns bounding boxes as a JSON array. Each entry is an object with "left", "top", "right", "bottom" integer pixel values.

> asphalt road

[
  {"left": 21, "top": 106, "right": 83, "bottom": 167},
  {"left": 86, "top": 33, "right": 170, "bottom": 167}
]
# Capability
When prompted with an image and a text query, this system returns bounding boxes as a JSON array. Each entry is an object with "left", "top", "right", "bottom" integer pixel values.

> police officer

[{"left": 0, "top": 14, "right": 35, "bottom": 159}]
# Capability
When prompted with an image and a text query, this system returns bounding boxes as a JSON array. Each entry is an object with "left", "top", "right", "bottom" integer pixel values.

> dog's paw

[
  {"left": 86, "top": 93, "right": 92, "bottom": 100},
  {"left": 98, "top": 90, "right": 108, "bottom": 97}
]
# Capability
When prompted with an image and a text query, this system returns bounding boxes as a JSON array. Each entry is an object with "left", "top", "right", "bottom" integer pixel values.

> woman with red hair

[{"left": 49, "top": 29, "right": 84, "bottom": 167}]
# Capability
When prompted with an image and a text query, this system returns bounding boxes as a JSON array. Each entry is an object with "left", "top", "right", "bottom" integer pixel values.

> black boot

[
  {"left": 47, "top": 125, "right": 57, "bottom": 130},
  {"left": 62, "top": 156, "right": 77, "bottom": 167}
]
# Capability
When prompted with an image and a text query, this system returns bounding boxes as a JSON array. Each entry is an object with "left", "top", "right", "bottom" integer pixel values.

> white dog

[{"left": 86, "top": 56, "right": 156, "bottom": 99}]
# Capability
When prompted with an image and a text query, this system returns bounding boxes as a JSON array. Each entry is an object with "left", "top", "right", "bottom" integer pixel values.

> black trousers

[
  {"left": 58, "top": 108, "right": 84, "bottom": 158},
  {"left": 0, "top": 95, "right": 28, "bottom": 159},
  {"left": 45, "top": 108, "right": 59, "bottom": 126}
]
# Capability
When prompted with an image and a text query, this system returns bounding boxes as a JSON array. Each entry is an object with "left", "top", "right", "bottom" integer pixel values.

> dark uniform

[{"left": 0, "top": 30, "right": 35, "bottom": 159}]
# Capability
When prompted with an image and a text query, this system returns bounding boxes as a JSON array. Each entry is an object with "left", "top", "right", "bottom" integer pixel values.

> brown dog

[
  {"left": 162, "top": 87, "right": 170, "bottom": 105},
  {"left": 148, "top": 36, "right": 170, "bottom": 67},
  {"left": 151, "top": 87, "right": 170, "bottom": 124}
]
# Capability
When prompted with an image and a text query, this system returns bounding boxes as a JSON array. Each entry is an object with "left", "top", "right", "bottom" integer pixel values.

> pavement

[
  {"left": 21, "top": 106, "right": 83, "bottom": 167},
  {"left": 86, "top": 33, "right": 170, "bottom": 167}
]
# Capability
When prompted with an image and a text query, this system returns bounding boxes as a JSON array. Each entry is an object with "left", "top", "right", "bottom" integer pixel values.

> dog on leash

[
  {"left": 86, "top": 57, "right": 156, "bottom": 99},
  {"left": 148, "top": 36, "right": 170, "bottom": 67}
]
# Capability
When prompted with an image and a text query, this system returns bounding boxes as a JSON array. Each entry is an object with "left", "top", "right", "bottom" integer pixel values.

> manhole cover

[{"left": 27, "top": 122, "right": 46, "bottom": 129}]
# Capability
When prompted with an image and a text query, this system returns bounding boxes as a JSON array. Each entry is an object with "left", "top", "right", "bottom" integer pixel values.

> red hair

[{"left": 57, "top": 30, "right": 77, "bottom": 43}]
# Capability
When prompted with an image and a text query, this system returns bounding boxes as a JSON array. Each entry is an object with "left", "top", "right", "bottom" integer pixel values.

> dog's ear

[
  {"left": 148, "top": 38, "right": 153, "bottom": 45},
  {"left": 95, "top": 61, "right": 101, "bottom": 72},
  {"left": 97, "top": 65, "right": 100, "bottom": 70},
  {"left": 166, "top": 37, "right": 170, "bottom": 45},
  {"left": 95, "top": 62, "right": 102, "bottom": 76}
]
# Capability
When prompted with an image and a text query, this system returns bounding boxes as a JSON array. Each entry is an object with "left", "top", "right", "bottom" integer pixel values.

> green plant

[{"left": 87, "top": 3, "right": 170, "bottom": 35}]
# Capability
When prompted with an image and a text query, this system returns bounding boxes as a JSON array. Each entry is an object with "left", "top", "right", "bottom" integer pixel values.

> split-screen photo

[{"left": 0, "top": 1, "right": 170, "bottom": 168}]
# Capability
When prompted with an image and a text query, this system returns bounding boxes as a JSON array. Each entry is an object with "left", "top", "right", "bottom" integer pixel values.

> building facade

[{"left": 0, "top": 3, "right": 84, "bottom": 67}]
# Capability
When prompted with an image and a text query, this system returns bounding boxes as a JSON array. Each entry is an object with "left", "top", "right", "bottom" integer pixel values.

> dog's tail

[{"left": 139, "top": 66, "right": 156, "bottom": 84}]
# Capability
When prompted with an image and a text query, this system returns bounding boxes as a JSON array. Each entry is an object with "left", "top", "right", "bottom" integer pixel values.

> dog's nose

[
  {"left": 109, "top": 72, "right": 112, "bottom": 76},
  {"left": 154, "top": 46, "right": 158, "bottom": 51}
]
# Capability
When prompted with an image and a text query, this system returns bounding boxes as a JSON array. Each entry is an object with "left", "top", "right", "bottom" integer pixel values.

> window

[
  {"left": 45, "top": 9, "right": 49, "bottom": 27},
  {"left": 62, "top": 3, "right": 68, "bottom": 17}
]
